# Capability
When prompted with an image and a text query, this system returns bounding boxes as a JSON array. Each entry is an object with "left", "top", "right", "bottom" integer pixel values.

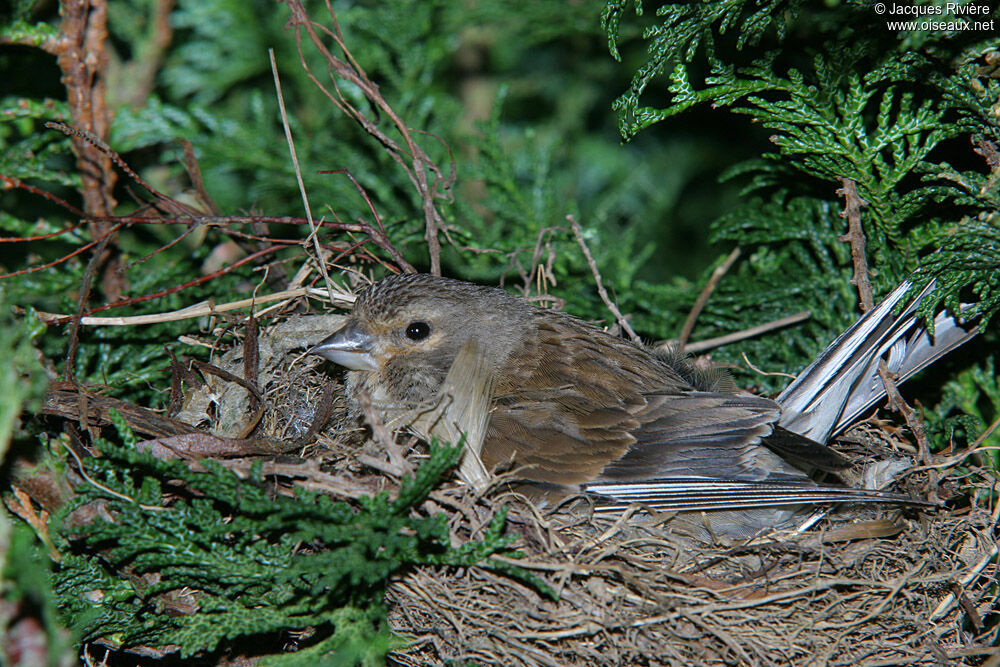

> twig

[
  {"left": 31, "top": 286, "right": 351, "bottom": 327},
  {"left": 679, "top": 247, "right": 741, "bottom": 349},
  {"left": 269, "top": 48, "right": 336, "bottom": 300},
  {"left": 836, "top": 178, "right": 873, "bottom": 311},
  {"left": 63, "top": 433, "right": 165, "bottom": 512},
  {"left": 522, "top": 226, "right": 562, "bottom": 299},
  {"left": 0, "top": 221, "right": 86, "bottom": 242},
  {"left": 179, "top": 139, "right": 220, "bottom": 215},
  {"left": 929, "top": 543, "right": 999, "bottom": 620},
  {"left": 970, "top": 414, "right": 1000, "bottom": 450},
  {"left": 47, "top": 121, "right": 197, "bottom": 217},
  {"left": 326, "top": 170, "right": 416, "bottom": 273},
  {"left": 135, "top": 433, "right": 292, "bottom": 460},
  {"left": 34, "top": 245, "right": 284, "bottom": 325},
  {"left": 0, "top": 223, "right": 121, "bottom": 280},
  {"left": 63, "top": 231, "right": 114, "bottom": 382},
  {"left": 913, "top": 445, "right": 1000, "bottom": 472},
  {"left": 681, "top": 311, "right": 811, "bottom": 353},
  {"left": 0, "top": 174, "right": 84, "bottom": 217},
  {"left": 567, "top": 215, "right": 640, "bottom": 343},
  {"left": 880, "top": 358, "right": 935, "bottom": 466}
]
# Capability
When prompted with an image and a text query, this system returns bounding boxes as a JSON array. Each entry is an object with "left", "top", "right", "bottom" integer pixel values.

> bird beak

[{"left": 309, "top": 320, "right": 378, "bottom": 371}]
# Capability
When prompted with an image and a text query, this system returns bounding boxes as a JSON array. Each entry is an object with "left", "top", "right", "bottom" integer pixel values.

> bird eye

[{"left": 404, "top": 321, "right": 431, "bottom": 341}]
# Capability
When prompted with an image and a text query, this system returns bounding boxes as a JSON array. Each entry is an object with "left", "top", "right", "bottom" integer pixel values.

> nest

[{"left": 385, "top": 483, "right": 999, "bottom": 666}]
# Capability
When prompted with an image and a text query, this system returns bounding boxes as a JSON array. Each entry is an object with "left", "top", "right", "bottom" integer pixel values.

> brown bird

[{"left": 311, "top": 274, "right": 977, "bottom": 536}]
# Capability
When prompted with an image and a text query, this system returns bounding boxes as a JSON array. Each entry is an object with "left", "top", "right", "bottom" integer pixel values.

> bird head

[{"left": 310, "top": 274, "right": 532, "bottom": 404}]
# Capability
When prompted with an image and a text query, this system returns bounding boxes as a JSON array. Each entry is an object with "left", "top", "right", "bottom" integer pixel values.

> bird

[{"left": 310, "top": 273, "right": 978, "bottom": 536}]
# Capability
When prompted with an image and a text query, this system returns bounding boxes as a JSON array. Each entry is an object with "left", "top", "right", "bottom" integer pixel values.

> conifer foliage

[{"left": 0, "top": 0, "right": 997, "bottom": 662}]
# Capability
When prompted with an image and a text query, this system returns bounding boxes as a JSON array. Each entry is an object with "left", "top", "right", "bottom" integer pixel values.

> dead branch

[
  {"left": 43, "top": 384, "right": 201, "bottom": 438},
  {"left": 135, "top": 433, "right": 295, "bottom": 460}
]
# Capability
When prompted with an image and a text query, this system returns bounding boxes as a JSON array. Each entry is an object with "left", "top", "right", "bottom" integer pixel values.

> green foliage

[
  {"left": 0, "top": 294, "right": 48, "bottom": 456},
  {"left": 53, "top": 411, "right": 540, "bottom": 662},
  {"left": 2, "top": 521, "right": 76, "bottom": 665},
  {"left": 0, "top": 19, "right": 59, "bottom": 48},
  {"left": 0, "top": 98, "right": 76, "bottom": 187},
  {"left": 925, "top": 355, "right": 1000, "bottom": 464},
  {"left": 603, "top": 0, "right": 999, "bottom": 396},
  {"left": 603, "top": 0, "right": 801, "bottom": 132},
  {"left": 0, "top": 1, "right": 997, "bottom": 662}
]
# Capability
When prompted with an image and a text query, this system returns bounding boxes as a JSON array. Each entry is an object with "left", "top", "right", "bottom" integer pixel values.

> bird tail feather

[{"left": 777, "top": 280, "right": 978, "bottom": 443}]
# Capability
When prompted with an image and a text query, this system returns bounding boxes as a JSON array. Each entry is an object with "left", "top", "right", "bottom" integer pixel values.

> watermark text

[{"left": 872, "top": 2, "right": 995, "bottom": 32}]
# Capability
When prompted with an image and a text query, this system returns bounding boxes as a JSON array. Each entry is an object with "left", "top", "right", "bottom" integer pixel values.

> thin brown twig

[
  {"left": 324, "top": 170, "right": 416, "bottom": 273},
  {"left": 46, "top": 121, "right": 200, "bottom": 219},
  {"left": 0, "top": 224, "right": 122, "bottom": 280},
  {"left": 63, "top": 431, "right": 166, "bottom": 512},
  {"left": 123, "top": 222, "right": 203, "bottom": 272},
  {"left": 836, "top": 178, "right": 873, "bottom": 311},
  {"left": 179, "top": 139, "right": 220, "bottom": 215},
  {"left": 567, "top": 215, "right": 640, "bottom": 343},
  {"left": 880, "top": 358, "right": 935, "bottom": 466},
  {"left": 38, "top": 245, "right": 284, "bottom": 325},
  {"left": 678, "top": 247, "right": 741, "bottom": 348},
  {"left": 681, "top": 311, "right": 812, "bottom": 353},
  {"left": 63, "top": 230, "right": 115, "bottom": 383},
  {"left": 521, "top": 226, "right": 563, "bottom": 300},
  {"left": 0, "top": 221, "right": 87, "bottom": 243},
  {"left": 0, "top": 174, "right": 85, "bottom": 217},
  {"left": 741, "top": 352, "right": 796, "bottom": 379}
]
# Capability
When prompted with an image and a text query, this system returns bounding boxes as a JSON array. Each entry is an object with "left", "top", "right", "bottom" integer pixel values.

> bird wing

[
  {"left": 482, "top": 313, "right": 798, "bottom": 486},
  {"left": 597, "top": 391, "right": 784, "bottom": 481}
]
